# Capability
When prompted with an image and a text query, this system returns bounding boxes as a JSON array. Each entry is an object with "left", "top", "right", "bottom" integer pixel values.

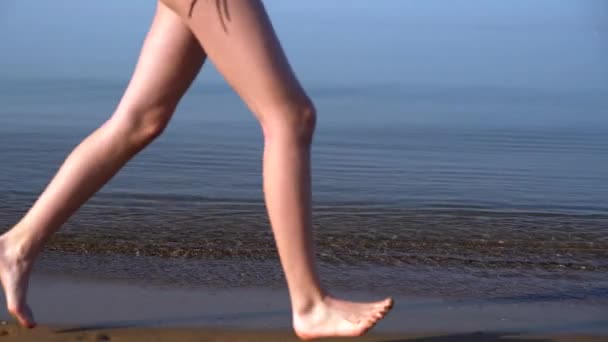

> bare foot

[
  {"left": 293, "top": 296, "right": 393, "bottom": 340},
  {"left": 0, "top": 235, "right": 36, "bottom": 328}
]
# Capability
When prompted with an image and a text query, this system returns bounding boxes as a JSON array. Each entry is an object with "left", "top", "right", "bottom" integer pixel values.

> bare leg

[
  {"left": 0, "top": 4, "right": 206, "bottom": 327},
  {"left": 161, "top": 0, "right": 392, "bottom": 339}
]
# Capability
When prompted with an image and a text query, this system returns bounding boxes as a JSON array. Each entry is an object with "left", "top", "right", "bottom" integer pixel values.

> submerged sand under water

[{"left": 2, "top": 201, "right": 606, "bottom": 304}]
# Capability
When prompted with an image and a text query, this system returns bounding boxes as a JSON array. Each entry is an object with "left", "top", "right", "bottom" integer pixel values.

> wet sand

[
  {"left": 0, "top": 324, "right": 606, "bottom": 342},
  {"left": 0, "top": 275, "right": 606, "bottom": 341}
]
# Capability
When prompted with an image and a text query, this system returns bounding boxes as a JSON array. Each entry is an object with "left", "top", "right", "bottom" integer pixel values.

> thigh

[
  {"left": 159, "top": 0, "right": 309, "bottom": 121},
  {"left": 116, "top": 1, "right": 206, "bottom": 120}
]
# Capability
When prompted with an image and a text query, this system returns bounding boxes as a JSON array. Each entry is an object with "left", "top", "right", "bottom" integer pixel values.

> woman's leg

[
  {"left": 160, "top": 0, "right": 392, "bottom": 339},
  {"left": 0, "top": 4, "right": 206, "bottom": 328}
]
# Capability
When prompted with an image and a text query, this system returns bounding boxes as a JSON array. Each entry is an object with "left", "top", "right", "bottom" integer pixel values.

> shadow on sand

[{"left": 382, "top": 332, "right": 552, "bottom": 341}]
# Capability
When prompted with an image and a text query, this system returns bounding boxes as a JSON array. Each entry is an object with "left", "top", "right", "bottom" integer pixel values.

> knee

[
  {"left": 111, "top": 105, "right": 174, "bottom": 150},
  {"left": 259, "top": 98, "right": 317, "bottom": 146}
]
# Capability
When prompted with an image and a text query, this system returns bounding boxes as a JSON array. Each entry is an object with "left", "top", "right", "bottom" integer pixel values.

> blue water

[{"left": 1, "top": 79, "right": 607, "bottom": 214}]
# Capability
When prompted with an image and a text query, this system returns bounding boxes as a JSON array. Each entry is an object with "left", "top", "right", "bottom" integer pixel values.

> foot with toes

[
  {"left": 293, "top": 296, "right": 393, "bottom": 340},
  {"left": 0, "top": 235, "right": 36, "bottom": 329}
]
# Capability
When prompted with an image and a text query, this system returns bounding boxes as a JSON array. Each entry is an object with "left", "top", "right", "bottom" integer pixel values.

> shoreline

[
  {"left": 0, "top": 325, "right": 606, "bottom": 342},
  {"left": 0, "top": 274, "right": 605, "bottom": 341},
  {"left": 32, "top": 251, "right": 608, "bottom": 305}
]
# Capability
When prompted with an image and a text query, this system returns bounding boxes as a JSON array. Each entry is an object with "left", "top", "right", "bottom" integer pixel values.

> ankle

[
  {"left": 292, "top": 291, "right": 328, "bottom": 317},
  {"left": 0, "top": 229, "right": 39, "bottom": 262}
]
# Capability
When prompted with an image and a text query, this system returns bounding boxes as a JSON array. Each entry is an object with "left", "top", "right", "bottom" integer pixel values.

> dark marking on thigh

[{"left": 188, "top": 0, "right": 232, "bottom": 34}]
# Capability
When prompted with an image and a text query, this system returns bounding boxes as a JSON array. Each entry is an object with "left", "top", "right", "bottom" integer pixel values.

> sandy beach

[
  {"left": 0, "top": 325, "right": 607, "bottom": 342},
  {"left": 0, "top": 275, "right": 605, "bottom": 341}
]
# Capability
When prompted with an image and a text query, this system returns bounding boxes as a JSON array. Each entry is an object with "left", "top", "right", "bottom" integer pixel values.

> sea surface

[
  {"left": 0, "top": 0, "right": 607, "bottom": 301},
  {"left": 0, "top": 78, "right": 607, "bottom": 300}
]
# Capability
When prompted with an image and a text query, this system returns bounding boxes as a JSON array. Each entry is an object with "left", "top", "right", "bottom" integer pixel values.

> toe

[
  {"left": 9, "top": 305, "right": 35, "bottom": 328},
  {"left": 363, "top": 316, "right": 379, "bottom": 331},
  {"left": 373, "top": 298, "right": 392, "bottom": 310},
  {"left": 380, "top": 299, "right": 393, "bottom": 312},
  {"left": 379, "top": 306, "right": 390, "bottom": 315}
]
